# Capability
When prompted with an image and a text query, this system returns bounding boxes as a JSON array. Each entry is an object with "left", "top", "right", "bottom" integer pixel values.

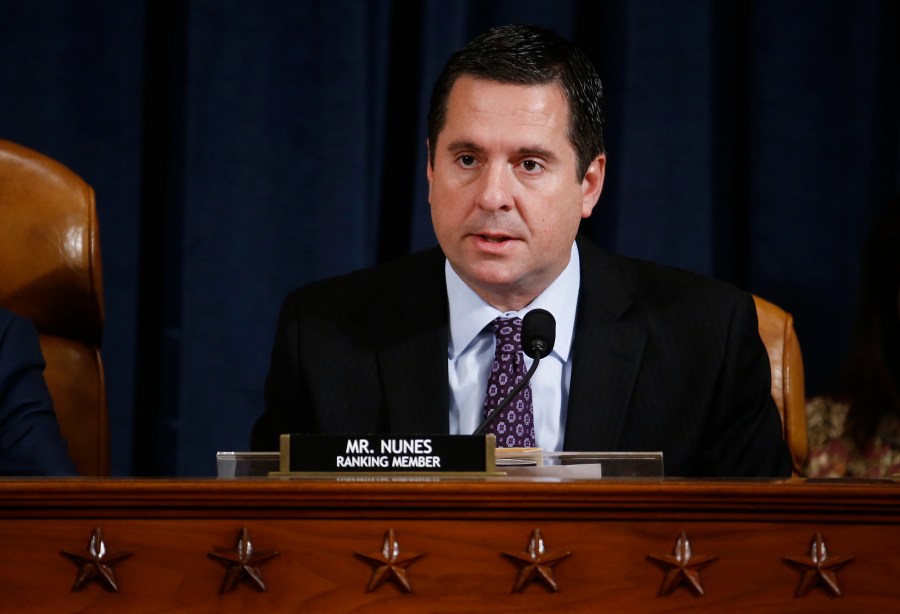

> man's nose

[{"left": 475, "top": 163, "right": 515, "bottom": 212}]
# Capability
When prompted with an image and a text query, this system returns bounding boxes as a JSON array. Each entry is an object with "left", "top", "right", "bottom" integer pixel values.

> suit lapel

[
  {"left": 564, "top": 238, "right": 646, "bottom": 451},
  {"left": 371, "top": 250, "right": 450, "bottom": 435}
]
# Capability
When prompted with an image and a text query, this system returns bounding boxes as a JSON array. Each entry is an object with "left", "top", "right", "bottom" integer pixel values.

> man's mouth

[{"left": 477, "top": 233, "right": 513, "bottom": 243}]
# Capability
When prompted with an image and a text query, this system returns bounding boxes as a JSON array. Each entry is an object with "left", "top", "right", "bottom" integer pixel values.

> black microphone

[{"left": 472, "top": 309, "right": 557, "bottom": 437}]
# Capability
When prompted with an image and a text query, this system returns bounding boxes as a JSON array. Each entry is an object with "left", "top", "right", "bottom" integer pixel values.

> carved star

[
  {"left": 60, "top": 527, "right": 132, "bottom": 592},
  {"left": 784, "top": 533, "right": 853, "bottom": 597},
  {"left": 502, "top": 528, "right": 571, "bottom": 593},
  {"left": 208, "top": 528, "right": 279, "bottom": 593},
  {"left": 647, "top": 531, "right": 717, "bottom": 596},
  {"left": 354, "top": 529, "right": 425, "bottom": 593}
]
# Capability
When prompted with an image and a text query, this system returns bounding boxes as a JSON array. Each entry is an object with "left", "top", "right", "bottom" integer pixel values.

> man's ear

[
  {"left": 425, "top": 139, "right": 433, "bottom": 201},
  {"left": 580, "top": 154, "right": 606, "bottom": 218}
]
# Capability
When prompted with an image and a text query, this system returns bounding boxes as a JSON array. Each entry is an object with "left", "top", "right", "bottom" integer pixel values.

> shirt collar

[{"left": 446, "top": 242, "right": 581, "bottom": 362}]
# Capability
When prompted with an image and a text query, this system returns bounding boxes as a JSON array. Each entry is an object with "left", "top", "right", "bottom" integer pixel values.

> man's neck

[{"left": 453, "top": 266, "right": 571, "bottom": 313}]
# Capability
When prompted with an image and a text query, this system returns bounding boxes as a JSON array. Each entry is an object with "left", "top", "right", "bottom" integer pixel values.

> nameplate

[{"left": 278, "top": 434, "right": 497, "bottom": 474}]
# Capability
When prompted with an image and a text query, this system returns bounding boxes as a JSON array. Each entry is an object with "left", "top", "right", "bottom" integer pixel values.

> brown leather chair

[
  {"left": 0, "top": 139, "right": 109, "bottom": 475},
  {"left": 753, "top": 295, "right": 807, "bottom": 475}
]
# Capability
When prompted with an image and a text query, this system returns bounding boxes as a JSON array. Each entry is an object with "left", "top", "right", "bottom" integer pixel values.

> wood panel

[{"left": 0, "top": 478, "right": 898, "bottom": 612}]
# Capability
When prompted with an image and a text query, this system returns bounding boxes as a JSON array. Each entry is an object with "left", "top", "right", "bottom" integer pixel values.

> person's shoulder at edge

[
  {"left": 0, "top": 307, "right": 16, "bottom": 333},
  {"left": 0, "top": 307, "right": 78, "bottom": 476}
]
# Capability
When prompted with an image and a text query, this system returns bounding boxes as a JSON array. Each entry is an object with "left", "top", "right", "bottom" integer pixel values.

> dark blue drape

[{"left": 1, "top": 0, "right": 897, "bottom": 475}]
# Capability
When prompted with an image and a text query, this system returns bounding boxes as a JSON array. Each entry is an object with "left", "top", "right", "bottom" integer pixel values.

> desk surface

[{"left": 1, "top": 478, "right": 898, "bottom": 612}]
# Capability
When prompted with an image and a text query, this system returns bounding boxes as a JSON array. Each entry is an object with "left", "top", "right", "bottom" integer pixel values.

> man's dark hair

[{"left": 427, "top": 23, "right": 605, "bottom": 181}]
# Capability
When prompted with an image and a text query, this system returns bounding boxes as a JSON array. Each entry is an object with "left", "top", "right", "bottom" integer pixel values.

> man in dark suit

[
  {"left": 252, "top": 24, "right": 791, "bottom": 477},
  {"left": 0, "top": 307, "right": 77, "bottom": 476}
]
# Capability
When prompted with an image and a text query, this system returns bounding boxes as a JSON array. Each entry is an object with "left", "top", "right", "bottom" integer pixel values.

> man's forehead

[{"left": 437, "top": 76, "right": 572, "bottom": 149}]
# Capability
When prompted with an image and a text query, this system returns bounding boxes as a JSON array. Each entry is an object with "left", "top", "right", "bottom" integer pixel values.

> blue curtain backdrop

[{"left": 0, "top": 0, "right": 897, "bottom": 476}]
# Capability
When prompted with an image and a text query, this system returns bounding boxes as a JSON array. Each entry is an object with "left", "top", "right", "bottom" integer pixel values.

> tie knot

[{"left": 491, "top": 316, "right": 522, "bottom": 350}]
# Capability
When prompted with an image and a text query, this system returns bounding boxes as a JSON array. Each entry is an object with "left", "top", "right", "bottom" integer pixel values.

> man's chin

[{"left": 456, "top": 265, "right": 531, "bottom": 300}]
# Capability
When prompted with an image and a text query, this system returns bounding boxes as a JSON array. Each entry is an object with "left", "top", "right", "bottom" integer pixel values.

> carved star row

[{"left": 60, "top": 527, "right": 853, "bottom": 597}]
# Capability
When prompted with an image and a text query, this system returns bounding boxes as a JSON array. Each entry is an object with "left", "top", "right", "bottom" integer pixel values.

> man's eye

[
  {"left": 458, "top": 155, "right": 476, "bottom": 167},
  {"left": 520, "top": 160, "right": 543, "bottom": 173}
]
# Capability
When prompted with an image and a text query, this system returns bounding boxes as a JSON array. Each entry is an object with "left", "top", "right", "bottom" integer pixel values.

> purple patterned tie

[{"left": 483, "top": 317, "right": 536, "bottom": 448}]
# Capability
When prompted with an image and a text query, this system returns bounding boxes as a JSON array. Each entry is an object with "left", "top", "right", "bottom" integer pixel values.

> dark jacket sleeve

[
  {"left": 0, "top": 310, "right": 77, "bottom": 476},
  {"left": 251, "top": 293, "right": 310, "bottom": 451},
  {"left": 699, "top": 292, "right": 792, "bottom": 477}
]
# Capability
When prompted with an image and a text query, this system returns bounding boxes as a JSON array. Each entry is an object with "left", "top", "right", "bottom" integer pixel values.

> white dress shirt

[{"left": 446, "top": 243, "right": 580, "bottom": 451}]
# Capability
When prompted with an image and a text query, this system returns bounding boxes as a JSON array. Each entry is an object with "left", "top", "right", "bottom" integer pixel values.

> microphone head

[{"left": 522, "top": 308, "right": 556, "bottom": 359}]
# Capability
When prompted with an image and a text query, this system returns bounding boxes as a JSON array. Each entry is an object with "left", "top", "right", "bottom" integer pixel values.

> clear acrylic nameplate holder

[{"left": 216, "top": 449, "right": 663, "bottom": 479}]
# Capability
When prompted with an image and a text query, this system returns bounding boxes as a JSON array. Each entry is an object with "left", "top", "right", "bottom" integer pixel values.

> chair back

[
  {"left": 0, "top": 139, "right": 109, "bottom": 475},
  {"left": 753, "top": 295, "right": 807, "bottom": 475}
]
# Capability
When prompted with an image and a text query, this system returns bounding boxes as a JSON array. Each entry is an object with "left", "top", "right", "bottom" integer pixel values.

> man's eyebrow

[
  {"left": 516, "top": 146, "right": 558, "bottom": 161},
  {"left": 444, "top": 141, "right": 559, "bottom": 162},
  {"left": 445, "top": 140, "right": 484, "bottom": 154}
]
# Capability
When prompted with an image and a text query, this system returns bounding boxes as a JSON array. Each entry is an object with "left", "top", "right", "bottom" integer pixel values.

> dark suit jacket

[
  {"left": 252, "top": 237, "right": 791, "bottom": 477},
  {"left": 0, "top": 308, "right": 77, "bottom": 476}
]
